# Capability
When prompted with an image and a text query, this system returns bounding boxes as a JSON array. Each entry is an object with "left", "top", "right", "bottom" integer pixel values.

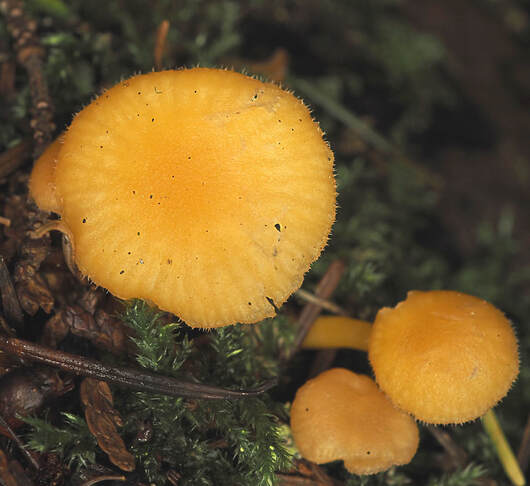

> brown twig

[
  {"left": 307, "top": 349, "right": 338, "bottom": 379},
  {"left": 278, "top": 459, "right": 342, "bottom": 486},
  {"left": 0, "top": 58, "right": 16, "bottom": 99},
  {"left": 517, "top": 412, "right": 530, "bottom": 472},
  {"left": 286, "top": 260, "right": 346, "bottom": 361},
  {"left": 0, "top": 140, "right": 32, "bottom": 179},
  {"left": 427, "top": 425, "right": 468, "bottom": 470},
  {"left": 13, "top": 205, "right": 54, "bottom": 317},
  {"left": 0, "top": 413, "right": 39, "bottom": 471},
  {"left": 294, "top": 289, "right": 348, "bottom": 316},
  {"left": 0, "top": 335, "right": 276, "bottom": 399},
  {"left": 0, "top": 448, "right": 35, "bottom": 486},
  {"left": 0, "top": 255, "right": 23, "bottom": 327},
  {"left": 0, "top": 0, "right": 55, "bottom": 157},
  {"left": 80, "top": 476, "right": 125, "bottom": 486},
  {"left": 277, "top": 475, "right": 328, "bottom": 485},
  {"left": 154, "top": 20, "right": 170, "bottom": 70}
]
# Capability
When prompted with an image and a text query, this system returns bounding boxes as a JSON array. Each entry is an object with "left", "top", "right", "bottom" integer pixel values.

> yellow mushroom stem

[
  {"left": 482, "top": 409, "right": 526, "bottom": 486},
  {"left": 301, "top": 316, "right": 371, "bottom": 352},
  {"left": 301, "top": 310, "right": 523, "bottom": 484}
]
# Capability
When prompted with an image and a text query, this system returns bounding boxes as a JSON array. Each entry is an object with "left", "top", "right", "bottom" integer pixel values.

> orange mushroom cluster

[
  {"left": 29, "top": 68, "right": 336, "bottom": 328},
  {"left": 291, "top": 290, "right": 520, "bottom": 476}
]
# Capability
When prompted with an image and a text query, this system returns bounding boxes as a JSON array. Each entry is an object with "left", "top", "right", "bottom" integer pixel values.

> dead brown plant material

[
  {"left": 41, "top": 303, "right": 132, "bottom": 355},
  {"left": 154, "top": 19, "right": 170, "bottom": 70},
  {"left": 13, "top": 202, "right": 54, "bottom": 316},
  {"left": 0, "top": 140, "right": 31, "bottom": 180},
  {"left": 278, "top": 459, "right": 343, "bottom": 486},
  {"left": 286, "top": 260, "right": 346, "bottom": 361},
  {"left": 0, "top": 335, "right": 277, "bottom": 399},
  {"left": 0, "top": 367, "right": 73, "bottom": 432},
  {"left": 0, "top": 58, "right": 16, "bottom": 100},
  {"left": 0, "top": 254, "right": 23, "bottom": 325},
  {"left": 427, "top": 425, "right": 468, "bottom": 470},
  {"left": 0, "top": 0, "right": 55, "bottom": 157},
  {"left": 0, "top": 414, "right": 39, "bottom": 471},
  {"left": 246, "top": 48, "right": 290, "bottom": 83},
  {"left": 294, "top": 289, "right": 347, "bottom": 316},
  {"left": 518, "top": 412, "right": 530, "bottom": 472},
  {"left": 0, "top": 449, "right": 34, "bottom": 486},
  {"left": 80, "top": 378, "right": 136, "bottom": 472}
]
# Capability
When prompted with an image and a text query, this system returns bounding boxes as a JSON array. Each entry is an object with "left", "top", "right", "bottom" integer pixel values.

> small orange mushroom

[
  {"left": 369, "top": 290, "right": 519, "bottom": 424},
  {"left": 32, "top": 68, "right": 335, "bottom": 328},
  {"left": 290, "top": 368, "right": 419, "bottom": 475},
  {"left": 29, "top": 135, "right": 62, "bottom": 214}
]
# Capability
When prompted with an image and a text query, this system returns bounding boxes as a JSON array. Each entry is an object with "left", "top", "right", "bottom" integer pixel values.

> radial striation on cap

[
  {"left": 53, "top": 68, "right": 336, "bottom": 328},
  {"left": 369, "top": 290, "right": 520, "bottom": 424}
]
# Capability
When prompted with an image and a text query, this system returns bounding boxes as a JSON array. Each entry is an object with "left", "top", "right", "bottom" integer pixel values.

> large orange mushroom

[{"left": 29, "top": 68, "right": 336, "bottom": 328}]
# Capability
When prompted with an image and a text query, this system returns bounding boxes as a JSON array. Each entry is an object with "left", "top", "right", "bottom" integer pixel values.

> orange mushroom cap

[
  {"left": 369, "top": 290, "right": 520, "bottom": 424},
  {"left": 53, "top": 68, "right": 336, "bottom": 328},
  {"left": 29, "top": 135, "right": 62, "bottom": 213},
  {"left": 290, "top": 368, "right": 419, "bottom": 475}
]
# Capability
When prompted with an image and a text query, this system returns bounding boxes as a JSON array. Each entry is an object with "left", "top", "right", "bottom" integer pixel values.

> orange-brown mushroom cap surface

[
  {"left": 54, "top": 68, "right": 336, "bottom": 328},
  {"left": 290, "top": 368, "right": 419, "bottom": 475},
  {"left": 369, "top": 290, "right": 519, "bottom": 424},
  {"left": 29, "top": 135, "right": 62, "bottom": 213}
]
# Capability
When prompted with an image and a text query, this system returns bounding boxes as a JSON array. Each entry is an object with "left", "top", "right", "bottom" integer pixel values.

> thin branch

[
  {"left": 427, "top": 425, "right": 468, "bottom": 470},
  {"left": 154, "top": 19, "right": 170, "bottom": 70},
  {"left": 0, "top": 139, "right": 32, "bottom": 179},
  {"left": 0, "top": 254, "right": 23, "bottom": 327},
  {"left": 0, "top": 0, "right": 55, "bottom": 157},
  {"left": 0, "top": 413, "right": 40, "bottom": 471},
  {"left": 80, "top": 476, "right": 126, "bottom": 486},
  {"left": 286, "top": 260, "right": 346, "bottom": 361},
  {"left": 288, "top": 75, "right": 444, "bottom": 190},
  {"left": 0, "top": 336, "right": 276, "bottom": 400},
  {"left": 294, "top": 289, "right": 347, "bottom": 316},
  {"left": 307, "top": 349, "right": 338, "bottom": 379},
  {"left": 277, "top": 475, "right": 328, "bottom": 485},
  {"left": 517, "top": 413, "right": 530, "bottom": 472}
]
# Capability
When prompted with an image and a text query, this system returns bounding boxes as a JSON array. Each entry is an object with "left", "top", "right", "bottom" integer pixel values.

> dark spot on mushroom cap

[
  {"left": 274, "top": 223, "right": 281, "bottom": 232},
  {"left": 266, "top": 297, "right": 279, "bottom": 313}
]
